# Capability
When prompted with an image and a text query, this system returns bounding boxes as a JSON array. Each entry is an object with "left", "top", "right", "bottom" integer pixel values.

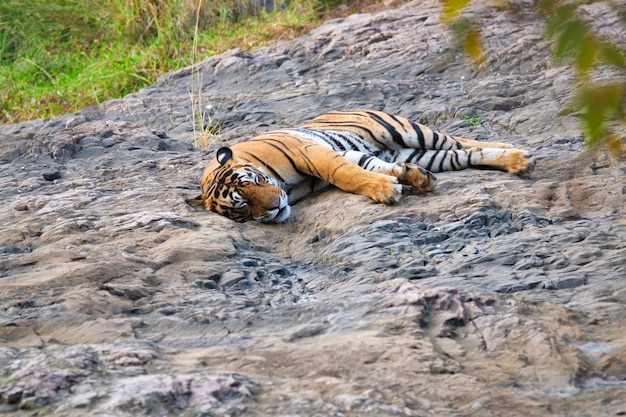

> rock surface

[{"left": 1, "top": 0, "right": 625, "bottom": 415}]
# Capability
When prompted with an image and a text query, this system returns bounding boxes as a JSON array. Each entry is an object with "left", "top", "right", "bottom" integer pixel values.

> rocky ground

[{"left": 1, "top": 0, "right": 625, "bottom": 416}]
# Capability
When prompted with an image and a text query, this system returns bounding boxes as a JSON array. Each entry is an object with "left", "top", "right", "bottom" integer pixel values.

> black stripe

[
  {"left": 388, "top": 113, "right": 410, "bottom": 136},
  {"left": 261, "top": 139, "right": 310, "bottom": 178},
  {"left": 300, "top": 144, "right": 324, "bottom": 178},
  {"left": 365, "top": 111, "right": 407, "bottom": 147},
  {"left": 358, "top": 154, "right": 370, "bottom": 167},
  {"left": 444, "top": 135, "right": 458, "bottom": 150},
  {"left": 440, "top": 135, "right": 449, "bottom": 150},
  {"left": 405, "top": 149, "right": 420, "bottom": 164},
  {"left": 425, "top": 153, "right": 436, "bottom": 171},
  {"left": 328, "top": 154, "right": 346, "bottom": 182},
  {"left": 409, "top": 121, "right": 426, "bottom": 150},
  {"left": 315, "top": 121, "right": 387, "bottom": 148},
  {"left": 323, "top": 133, "right": 346, "bottom": 150},
  {"left": 387, "top": 113, "right": 405, "bottom": 127},
  {"left": 431, "top": 131, "right": 439, "bottom": 149},
  {"left": 438, "top": 152, "right": 447, "bottom": 172},
  {"left": 364, "top": 157, "right": 377, "bottom": 170},
  {"left": 452, "top": 150, "right": 461, "bottom": 170},
  {"left": 240, "top": 150, "right": 286, "bottom": 183},
  {"left": 334, "top": 131, "right": 367, "bottom": 151},
  {"left": 295, "top": 128, "right": 343, "bottom": 150}
]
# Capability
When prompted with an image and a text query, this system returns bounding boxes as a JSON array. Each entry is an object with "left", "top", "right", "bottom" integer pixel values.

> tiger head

[{"left": 187, "top": 147, "right": 291, "bottom": 223}]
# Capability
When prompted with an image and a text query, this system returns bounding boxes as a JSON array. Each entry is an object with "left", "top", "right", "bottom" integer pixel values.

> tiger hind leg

[
  {"left": 389, "top": 148, "right": 534, "bottom": 174},
  {"left": 453, "top": 137, "right": 512, "bottom": 149}
]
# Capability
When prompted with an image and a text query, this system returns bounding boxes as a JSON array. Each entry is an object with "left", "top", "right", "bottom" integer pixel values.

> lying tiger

[{"left": 188, "top": 109, "right": 533, "bottom": 223}]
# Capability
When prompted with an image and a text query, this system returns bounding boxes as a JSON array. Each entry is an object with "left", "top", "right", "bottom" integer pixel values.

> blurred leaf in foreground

[
  {"left": 450, "top": 17, "right": 485, "bottom": 64},
  {"left": 544, "top": 2, "right": 625, "bottom": 78},
  {"left": 441, "top": 0, "right": 471, "bottom": 23},
  {"left": 440, "top": 0, "right": 626, "bottom": 156},
  {"left": 541, "top": 0, "right": 625, "bottom": 154},
  {"left": 576, "top": 82, "right": 626, "bottom": 150}
]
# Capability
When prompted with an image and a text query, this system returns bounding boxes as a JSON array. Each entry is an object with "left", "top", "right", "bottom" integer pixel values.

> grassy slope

[{"left": 0, "top": 0, "right": 386, "bottom": 125}]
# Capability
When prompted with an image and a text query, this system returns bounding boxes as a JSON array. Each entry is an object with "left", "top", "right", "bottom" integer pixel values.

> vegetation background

[
  {"left": 0, "top": 0, "right": 624, "bottom": 153},
  {"left": 0, "top": 0, "right": 377, "bottom": 125}
]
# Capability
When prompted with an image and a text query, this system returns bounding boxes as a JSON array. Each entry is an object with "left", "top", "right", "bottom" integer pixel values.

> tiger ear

[{"left": 216, "top": 147, "right": 233, "bottom": 166}]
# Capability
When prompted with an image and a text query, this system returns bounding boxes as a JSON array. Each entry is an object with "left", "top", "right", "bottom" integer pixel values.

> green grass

[
  {"left": 463, "top": 114, "right": 482, "bottom": 127},
  {"left": 0, "top": 0, "right": 381, "bottom": 125}
]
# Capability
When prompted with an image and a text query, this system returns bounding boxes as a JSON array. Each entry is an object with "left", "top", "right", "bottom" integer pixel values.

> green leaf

[
  {"left": 576, "top": 82, "right": 626, "bottom": 147},
  {"left": 441, "top": 0, "right": 471, "bottom": 23},
  {"left": 576, "top": 33, "right": 596, "bottom": 75},
  {"left": 450, "top": 18, "right": 484, "bottom": 64},
  {"left": 598, "top": 42, "right": 626, "bottom": 68},
  {"left": 535, "top": 0, "right": 563, "bottom": 16},
  {"left": 554, "top": 19, "right": 589, "bottom": 59},
  {"left": 546, "top": 6, "right": 625, "bottom": 76},
  {"left": 583, "top": 104, "right": 605, "bottom": 145},
  {"left": 545, "top": 4, "right": 576, "bottom": 40},
  {"left": 463, "top": 27, "right": 484, "bottom": 63}
]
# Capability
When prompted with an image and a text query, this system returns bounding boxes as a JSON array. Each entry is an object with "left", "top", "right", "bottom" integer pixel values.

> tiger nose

[{"left": 269, "top": 197, "right": 281, "bottom": 210}]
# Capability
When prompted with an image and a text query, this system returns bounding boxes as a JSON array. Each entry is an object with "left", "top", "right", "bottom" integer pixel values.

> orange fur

[{"left": 189, "top": 110, "right": 533, "bottom": 223}]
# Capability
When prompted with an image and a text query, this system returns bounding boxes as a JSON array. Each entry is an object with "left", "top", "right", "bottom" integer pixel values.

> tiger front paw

[
  {"left": 362, "top": 176, "right": 403, "bottom": 204},
  {"left": 400, "top": 164, "right": 437, "bottom": 193}
]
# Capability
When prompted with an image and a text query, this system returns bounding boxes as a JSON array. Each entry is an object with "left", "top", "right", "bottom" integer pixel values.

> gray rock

[
  {"left": 0, "top": 0, "right": 625, "bottom": 416},
  {"left": 219, "top": 270, "right": 247, "bottom": 287}
]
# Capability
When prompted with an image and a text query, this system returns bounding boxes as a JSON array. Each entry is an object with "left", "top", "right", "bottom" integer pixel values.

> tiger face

[{"left": 188, "top": 148, "right": 291, "bottom": 223}]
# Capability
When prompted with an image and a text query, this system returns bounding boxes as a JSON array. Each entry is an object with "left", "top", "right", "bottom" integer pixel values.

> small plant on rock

[{"left": 464, "top": 114, "right": 482, "bottom": 127}]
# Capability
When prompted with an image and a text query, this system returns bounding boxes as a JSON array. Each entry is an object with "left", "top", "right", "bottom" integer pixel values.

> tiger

[{"left": 187, "top": 109, "right": 533, "bottom": 223}]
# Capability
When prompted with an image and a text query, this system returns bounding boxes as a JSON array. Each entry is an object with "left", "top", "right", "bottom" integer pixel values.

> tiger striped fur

[{"left": 188, "top": 110, "right": 533, "bottom": 223}]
